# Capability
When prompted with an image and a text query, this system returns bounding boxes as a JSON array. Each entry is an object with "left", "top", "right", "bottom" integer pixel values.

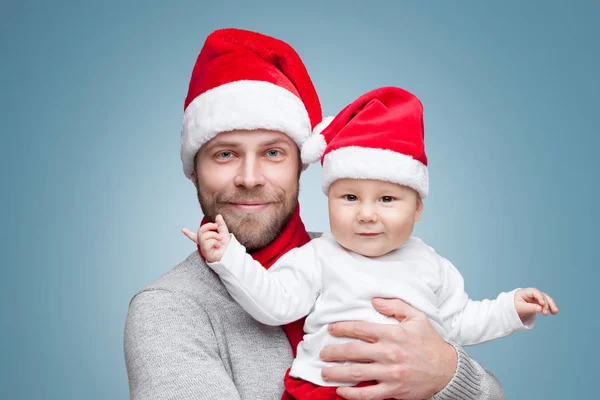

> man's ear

[
  {"left": 414, "top": 197, "right": 424, "bottom": 222},
  {"left": 190, "top": 172, "right": 198, "bottom": 188}
]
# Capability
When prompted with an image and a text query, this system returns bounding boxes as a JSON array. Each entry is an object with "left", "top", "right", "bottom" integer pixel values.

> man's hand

[
  {"left": 320, "top": 298, "right": 457, "bottom": 400},
  {"left": 514, "top": 287, "right": 558, "bottom": 322},
  {"left": 182, "top": 214, "right": 231, "bottom": 263}
]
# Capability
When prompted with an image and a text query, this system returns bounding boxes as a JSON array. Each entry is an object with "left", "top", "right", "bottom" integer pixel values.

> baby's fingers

[
  {"left": 201, "top": 231, "right": 223, "bottom": 243},
  {"left": 532, "top": 289, "right": 549, "bottom": 315},
  {"left": 199, "top": 222, "right": 219, "bottom": 234},
  {"left": 521, "top": 302, "right": 543, "bottom": 315},
  {"left": 544, "top": 293, "right": 559, "bottom": 315},
  {"left": 523, "top": 287, "right": 546, "bottom": 306},
  {"left": 215, "top": 214, "right": 230, "bottom": 237},
  {"left": 181, "top": 228, "right": 199, "bottom": 243},
  {"left": 203, "top": 238, "right": 221, "bottom": 250}
]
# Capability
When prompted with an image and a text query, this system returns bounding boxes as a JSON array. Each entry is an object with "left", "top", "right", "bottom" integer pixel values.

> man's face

[
  {"left": 193, "top": 129, "right": 301, "bottom": 252},
  {"left": 328, "top": 179, "right": 423, "bottom": 257}
]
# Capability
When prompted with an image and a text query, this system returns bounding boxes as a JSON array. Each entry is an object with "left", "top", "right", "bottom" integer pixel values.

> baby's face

[{"left": 327, "top": 179, "right": 423, "bottom": 257}]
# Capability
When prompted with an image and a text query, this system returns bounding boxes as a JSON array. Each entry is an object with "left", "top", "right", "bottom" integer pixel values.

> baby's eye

[
  {"left": 380, "top": 196, "right": 395, "bottom": 203},
  {"left": 343, "top": 194, "right": 358, "bottom": 201}
]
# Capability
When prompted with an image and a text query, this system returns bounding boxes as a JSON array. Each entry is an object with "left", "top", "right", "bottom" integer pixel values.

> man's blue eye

[
  {"left": 218, "top": 152, "right": 233, "bottom": 158},
  {"left": 266, "top": 150, "right": 281, "bottom": 157}
]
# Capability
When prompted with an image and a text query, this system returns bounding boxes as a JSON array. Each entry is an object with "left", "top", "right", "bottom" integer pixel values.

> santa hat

[
  {"left": 180, "top": 28, "right": 323, "bottom": 179},
  {"left": 301, "top": 86, "right": 429, "bottom": 198}
]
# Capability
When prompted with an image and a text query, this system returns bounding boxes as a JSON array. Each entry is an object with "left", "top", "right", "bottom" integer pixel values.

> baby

[{"left": 183, "top": 86, "right": 558, "bottom": 399}]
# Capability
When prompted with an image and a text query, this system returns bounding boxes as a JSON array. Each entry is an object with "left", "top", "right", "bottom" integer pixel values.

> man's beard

[{"left": 197, "top": 186, "right": 298, "bottom": 252}]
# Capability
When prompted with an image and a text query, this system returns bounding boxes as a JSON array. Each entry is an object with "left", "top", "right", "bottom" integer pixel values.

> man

[{"left": 124, "top": 28, "right": 505, "bottom": 400}]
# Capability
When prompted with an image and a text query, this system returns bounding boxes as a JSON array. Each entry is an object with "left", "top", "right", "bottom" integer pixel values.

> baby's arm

[
  {"left": 437, "top": 257, "right": 547, "bottom": 346},
  {"left": 183, "top": 215, "right": 322, "bottom": 326}
]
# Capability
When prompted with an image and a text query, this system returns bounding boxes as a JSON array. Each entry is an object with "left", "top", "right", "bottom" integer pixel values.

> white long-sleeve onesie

[{"left": 208, "top": 232, "right": 532, "bottom": 387}]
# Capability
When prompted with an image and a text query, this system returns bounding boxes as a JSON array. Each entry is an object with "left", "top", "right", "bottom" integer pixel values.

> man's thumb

[{"left": 372, "top": 298, "right": 419, "bottom": 322}]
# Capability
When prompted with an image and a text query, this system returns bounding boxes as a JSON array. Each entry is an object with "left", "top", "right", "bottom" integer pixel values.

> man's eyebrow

[
  {"left": 205, "top": 141, "right": 242, "bottom": 150},
  {"left": 260, "top": 138, "right": 292, "bottom": 147},
  {"left": 204, "top": 138, "right": 292, "bottom": 152}
]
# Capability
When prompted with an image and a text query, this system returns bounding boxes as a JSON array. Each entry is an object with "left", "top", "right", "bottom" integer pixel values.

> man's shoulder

[
  {"left": 308, "top": 231, "right": 323, "bottom": 239},
  {"left": 303, "top": 231, "right": 338, "bottom": 252},
  {"left": 129, "top": 250, "right": 224, "bottom": 310}
]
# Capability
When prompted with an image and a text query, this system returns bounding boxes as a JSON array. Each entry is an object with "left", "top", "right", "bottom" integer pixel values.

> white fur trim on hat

[
  {"left": 322, "top": 146, "right": 429, "bottom": 198},
  {"left": 180, "top": 80, "right": 311, "bottom": 179}
]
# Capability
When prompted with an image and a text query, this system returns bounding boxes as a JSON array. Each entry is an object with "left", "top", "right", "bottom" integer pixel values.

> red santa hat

[
  {"left": 301, "top": 86, "right": 429, "bottom": 198},
  {"left": 181, "top": 28, "right": 322, "bottom": 179}
]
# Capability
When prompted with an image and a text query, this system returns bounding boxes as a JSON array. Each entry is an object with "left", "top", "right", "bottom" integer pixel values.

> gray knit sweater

[{"left": 124, "top": 250, "right": 505, "bottom": 399}]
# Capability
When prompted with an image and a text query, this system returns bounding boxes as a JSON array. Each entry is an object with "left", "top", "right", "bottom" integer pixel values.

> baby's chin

[
  {"left": 355, "top": 246, "right": 394, "bottom": 258},
  {"left": 336, "top": 236, "right": 399, "bottom": 258}
]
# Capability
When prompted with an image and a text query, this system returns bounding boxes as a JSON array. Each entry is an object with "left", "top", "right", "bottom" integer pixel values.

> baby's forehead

[{"left": 332, "top": 178, "right": 413, "bottom": 193}]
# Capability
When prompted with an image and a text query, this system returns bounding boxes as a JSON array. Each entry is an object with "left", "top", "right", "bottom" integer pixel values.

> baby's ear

[{"left": 414, "top": 197, "right": 424, "bottom": 222}]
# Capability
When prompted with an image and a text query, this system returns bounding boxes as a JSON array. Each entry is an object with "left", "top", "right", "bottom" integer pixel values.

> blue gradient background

[{"left": 1, "top": 1, "right": 598, "bottom": 398}]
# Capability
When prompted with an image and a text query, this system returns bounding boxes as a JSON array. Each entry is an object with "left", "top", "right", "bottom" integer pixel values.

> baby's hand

[
  {"left": 514, "top": 287, "right": 559, "bottom": 322},
  {"left": 182, "top": 214, "right": 231, "bottom": 263}
]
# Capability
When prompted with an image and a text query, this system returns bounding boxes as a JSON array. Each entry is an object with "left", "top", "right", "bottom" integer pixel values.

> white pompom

[
  {"left": 300, "top": 116, "right": 334, "bottom": 164},
  {"left": 313, "top": 115, "right": 335, "bottom": 135},
  {"left": 301, "top": 133, "right": 327, "bottom": 164}
]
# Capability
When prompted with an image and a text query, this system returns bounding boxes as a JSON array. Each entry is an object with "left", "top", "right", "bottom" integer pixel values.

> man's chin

[
  {"left": 217, "top": 205, "right": 289, "bottom": 251},
  {"left": 226, "top": 219, "right": 277, "bottom": 251},
  {"left": 220, "top": 207, "right": 275, "bottom": 231}
]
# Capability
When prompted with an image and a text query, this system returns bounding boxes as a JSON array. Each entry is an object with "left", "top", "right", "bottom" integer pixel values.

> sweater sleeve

[
  {"left": 124, "top": 289, "right": 241, "bottom": 400},
  {"left": 207, "top": 235, "right": 322, "bottom": 326},
  {"left": 436, "top": 257, "right": 533, "bottom": 346},
  {"left": 430, "top": 344, "right": 505, "bottom": 400}
]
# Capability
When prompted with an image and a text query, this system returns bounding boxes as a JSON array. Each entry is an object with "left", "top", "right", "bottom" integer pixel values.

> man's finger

[
  {"left": 320, "top": 341, "right": 382, "bottom": 363},
  {"left": 322, "top": 363, "right": 388, "bottom": 383},
  {"left": 372, "top": 297, "right": 422, "bottom": 322},
  {"left": 336, "top": 382, "right": 388, "bottom": 400},
  {"left": 181, "top": 228, "right": 198, "bottom": 243},
  {"left": 328, "top": 320, "right": 390, "bottom": 343}
]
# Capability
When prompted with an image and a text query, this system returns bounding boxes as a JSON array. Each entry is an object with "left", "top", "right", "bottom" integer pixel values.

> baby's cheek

[{"left": 335, "top": 231, "right": 354, "bottom": 250}]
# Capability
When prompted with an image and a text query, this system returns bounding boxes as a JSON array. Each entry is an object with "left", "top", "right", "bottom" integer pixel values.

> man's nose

[
  {"left": 357, "top": 204, "right": 378, "bottom": 223},
  {"left": 233, "top": 156, "right": 266, "bottom": 189}
]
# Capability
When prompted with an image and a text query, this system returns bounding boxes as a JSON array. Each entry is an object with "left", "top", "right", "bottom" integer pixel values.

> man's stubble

[{"left": 195, "top": 181, "right": 299, "bottom": 253}]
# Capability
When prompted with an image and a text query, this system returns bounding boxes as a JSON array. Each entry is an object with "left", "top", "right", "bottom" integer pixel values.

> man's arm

[
  {"left": 124, "top": 289, "right": 241, "bottom": 400},
  {"left": 430, "top": 344, "right": 505, "bottom": 400}
]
